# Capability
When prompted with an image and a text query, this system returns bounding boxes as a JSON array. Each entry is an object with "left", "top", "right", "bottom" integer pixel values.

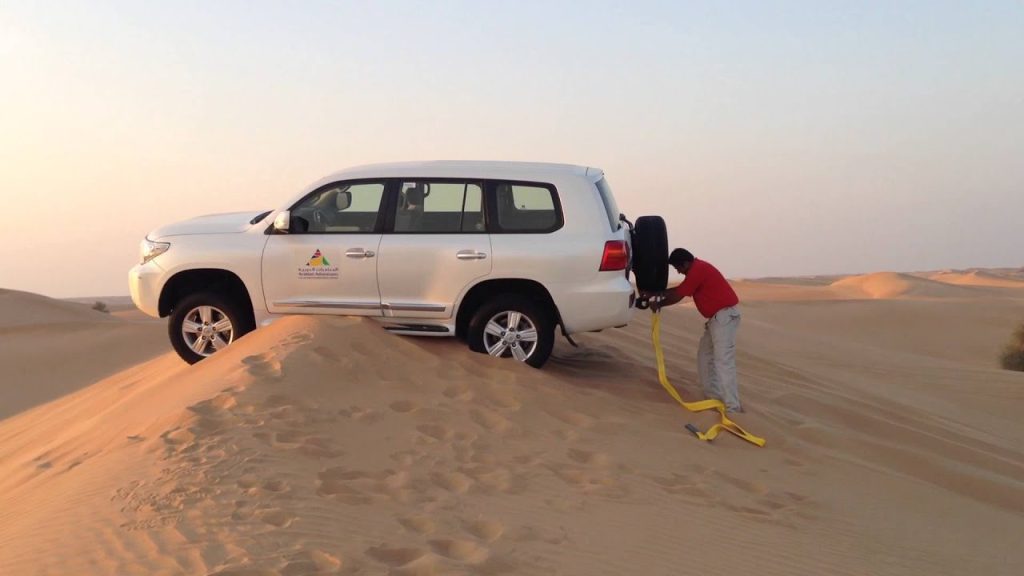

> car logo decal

[{"left": 299, "top": 249, "right": 339, "bottom": 279}]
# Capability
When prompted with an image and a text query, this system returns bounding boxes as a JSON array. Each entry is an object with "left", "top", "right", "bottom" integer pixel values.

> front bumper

[{"left": 129, "top": 260, "right": 164, "bottom": 318}]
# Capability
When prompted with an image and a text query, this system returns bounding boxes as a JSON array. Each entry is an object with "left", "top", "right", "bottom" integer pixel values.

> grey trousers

[{"left": 697, "top": 306, "right": 742, "bottom": 412}]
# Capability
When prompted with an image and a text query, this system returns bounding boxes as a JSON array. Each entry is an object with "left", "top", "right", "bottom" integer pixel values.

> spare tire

[{"left": 631, "top": 215, "right": 668, "bottom": 291}]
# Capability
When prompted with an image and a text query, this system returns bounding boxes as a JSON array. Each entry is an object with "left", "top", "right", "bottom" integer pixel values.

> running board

[{"left": 383, "top": 324, "right": 451, "bottom": 334}]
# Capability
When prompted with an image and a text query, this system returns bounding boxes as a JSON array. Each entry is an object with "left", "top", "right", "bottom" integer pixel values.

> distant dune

[
  {"left": 830, "top": 271, "right": 982, "bottom": 299},
  {"left": 0, "top": 289, "right": 166, "bottom": 419},
  {"left": 0, "top": 288, "right": 119, "bottom": 328},
  {"left": 929, "top": 270, "right": 1024, "bottom": 288},
  {"left": 1, "top": 276, "right": 1022, "bottom": 575}
]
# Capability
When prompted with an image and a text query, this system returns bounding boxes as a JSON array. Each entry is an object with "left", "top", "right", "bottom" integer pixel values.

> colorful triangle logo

[{"left": 307, "top": 249, "right": 331, "bottom": 267}]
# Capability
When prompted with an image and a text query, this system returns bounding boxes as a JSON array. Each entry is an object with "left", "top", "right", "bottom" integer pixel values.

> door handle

[
  {"left": 456, "top": 250, "right": 487, "bottom": 260},
  {"left": 346, "top": 248, "right": 376, "bottom": 258}
]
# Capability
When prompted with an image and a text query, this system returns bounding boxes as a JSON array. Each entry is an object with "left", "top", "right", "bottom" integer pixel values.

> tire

[
  {"left": 631, "top": 215, "right": 668, "bottom": 291},
  {"left": 168, "top": 292, "right": 254, "bottom": 364},
  {"left": 467, "top": 294, "right": 555, "bottom": 368}
]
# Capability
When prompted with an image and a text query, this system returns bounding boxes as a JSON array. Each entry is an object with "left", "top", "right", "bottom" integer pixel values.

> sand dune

[
  {"left": 929, "top": 270, "right": 1024, "bottom": 288},
  {"left": 0, "top": 290, "right": 166, "bottom": 419},
  {"left": 1, "top": 280, "right": 1023, "bottom": 575},
  {"left": 0, "top": 288, "right": 120, "bottom": 328},
  {"left": 830, "top": 271, "right": 983, "bottom": 299}
]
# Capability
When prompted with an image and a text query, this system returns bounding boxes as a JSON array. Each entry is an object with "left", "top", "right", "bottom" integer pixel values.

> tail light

[{"left": 599, "top": 240, "right": 629, "bottom": 271}]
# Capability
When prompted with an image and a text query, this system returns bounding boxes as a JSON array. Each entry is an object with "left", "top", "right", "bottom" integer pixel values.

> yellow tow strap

[{"left": 651, "top": 312, "right": 766, "bottom": 447}]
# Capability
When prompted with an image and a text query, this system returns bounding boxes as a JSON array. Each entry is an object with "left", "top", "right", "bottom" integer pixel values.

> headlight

[{"left": 140, "top": 238, "right": 170, "bottom": 264}]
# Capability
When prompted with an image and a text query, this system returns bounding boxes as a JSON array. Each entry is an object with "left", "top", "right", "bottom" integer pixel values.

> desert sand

[{"left": 1, "top": 271, "right": 1022, "bottom": 575}]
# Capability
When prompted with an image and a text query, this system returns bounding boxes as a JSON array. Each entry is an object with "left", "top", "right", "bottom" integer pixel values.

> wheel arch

[
  {"left": 455, "top": 278, "right": 561, "bottom": 340},
  {"left": 158, "top": 268, "right": 257, "bottom": 330}
]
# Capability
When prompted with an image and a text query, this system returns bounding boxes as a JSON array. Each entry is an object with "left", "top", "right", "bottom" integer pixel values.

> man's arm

[{"left": 642, "top": 264, "right": 702, "bottom": 310}]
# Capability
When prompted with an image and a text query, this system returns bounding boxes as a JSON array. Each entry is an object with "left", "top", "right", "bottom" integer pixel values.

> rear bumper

[
  {"left": 129, "top": 261, "right": 164, "bottom": 318},
  {"left": 554, "top": 274, "right": 634, "bottom": 334}
]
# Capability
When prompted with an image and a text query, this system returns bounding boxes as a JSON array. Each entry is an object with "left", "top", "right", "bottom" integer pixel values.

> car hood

[{"left": 149, "top": 211, "right": 267, "bottom": 239}]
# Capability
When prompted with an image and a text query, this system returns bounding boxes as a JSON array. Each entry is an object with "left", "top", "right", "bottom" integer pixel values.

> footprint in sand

[
  {"left": 429, "top": 539, "right": 489, "bottom": 564},
  {"left": 188, "top": 393, "right": 238, "bottom": 416},
  {"left": 298, "top": 436, "right": 343, "bottom": 459},
  {"left": 259, "top": 509, "right": 295, "bottom": 528},
  {"left": 398, "top": 515, "right": 436, "bottom": 534},
  {"left": 263, "top": 394, "right": 298, "bottom": 408},
  {"left": 443, "top": 384, "right": 474, "bottom": 401},
  {"left": 286, "top": 331, "right": 314, "bottom": 344},
  {"left": 430, "top": 470, "right": 473, "bottom": 494},
  {"left": 242, "top": 353, "right": 283, "bottom": 379},
  {"left": 161, "top": 427, "right": 194, "bottom": 447},
  {"left": 484, "top": 388, "right": 522, "bottom": 411},
  {"left": 417, "top": 423, "right": 454, "bottom": 441},
  {"left": 552, "top": 429, "right": 580, "bottom": 442},
  {"left": 273, "top": 430, "right": 305, "bottom": 445},
  {"left": 547, "top": 462, "right": 627, "bottom": 499},
  {"left": 261, "top": 479, "right": 289, "bottom": 493},
  {"left": 651, "top": 473, "right": 711, "bottom": 499},
  {"left": 469, "top": 408, "right": 511, "bottom": 433},
  {"left": 390, "top": 400, "right": 420, "bottom": 413},
  {"left": 464, "top": 518, "right": 505, "bottom": 543},
  {"left": 567, "top": 448, "right": 610, "bottom": 467},
  {"left": 365, "top": 545, "right": 437, "bottom": 571},
  {"left": 458, "top": 464, "right": 512, "bottom": 493},
  {"left": 312, "top": 345, "right": 340, "bottom": 362},
  {"left": 281, "top": 550, "right": 343, "bottom": 574},
  {"left": 339, "top": 405, "right": 382, "bottom": 423}
]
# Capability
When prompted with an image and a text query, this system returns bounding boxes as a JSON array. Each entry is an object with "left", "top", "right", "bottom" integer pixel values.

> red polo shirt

[{"left": 673, "top": 258, "right": 739, "bottom": 318}]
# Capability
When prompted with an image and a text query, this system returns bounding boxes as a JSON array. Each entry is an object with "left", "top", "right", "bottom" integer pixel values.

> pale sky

[{"left": 1, "top": 1, "right": 1021, "bottom": 298}]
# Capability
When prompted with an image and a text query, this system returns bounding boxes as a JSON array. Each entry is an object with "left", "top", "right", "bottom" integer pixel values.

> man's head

[{"left": 668, "top": 248, "right": 695, "bottom": 274}]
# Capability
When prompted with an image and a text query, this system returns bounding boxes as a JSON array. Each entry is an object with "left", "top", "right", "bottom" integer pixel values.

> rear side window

[
  {"left": 595, "top": 177, "right": 621, "bottom": 231},
  {"left": 493, "top": 182, "right": 562, "bottom": 233},
  {"left": 394, "top": 181, "right": 486, "bottom": 233}
]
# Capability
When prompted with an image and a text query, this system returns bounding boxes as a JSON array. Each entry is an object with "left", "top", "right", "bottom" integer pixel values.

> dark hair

[{"left": 668, "top": 248, "right": 694, "bottom": 267}]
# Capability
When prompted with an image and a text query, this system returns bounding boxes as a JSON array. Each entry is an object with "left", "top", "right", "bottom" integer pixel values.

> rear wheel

[
  {"left": 631, "top": 215, "right": 669, "bottom": 292},
  {"left": 168, "top": 292, "right": 254, "bottom": 364},
  {"left": 467, "top": 294, "right": 555, "bottom": 368}
]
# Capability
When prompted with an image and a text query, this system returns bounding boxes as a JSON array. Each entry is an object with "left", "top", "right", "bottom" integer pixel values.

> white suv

[{"left": 130, "top": 161, "right": 635, "bottom": 368}]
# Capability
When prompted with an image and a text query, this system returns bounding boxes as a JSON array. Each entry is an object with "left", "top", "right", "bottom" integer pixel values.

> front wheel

[
  {"left": 168, "top": 292, "right": 253, "bottom": 364},
  {"left": 467, "top": 294, "right": 555, "bottom": 368}
]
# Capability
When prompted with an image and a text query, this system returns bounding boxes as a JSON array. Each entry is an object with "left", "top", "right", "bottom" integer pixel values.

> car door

[
  {"left": 376, "top": 180, "right": 491, "bottom": 319},
  {"left": 262, "top": 180, "right": 388, "bottom": 315}
]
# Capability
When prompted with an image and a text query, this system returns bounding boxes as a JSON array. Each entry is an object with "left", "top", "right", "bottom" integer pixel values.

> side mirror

[
  {"left": 336, "top": 191, "right": 352, "bottom": 211},
  {"left": 273, "top": 211, "right": 290, "bottom": 233}
]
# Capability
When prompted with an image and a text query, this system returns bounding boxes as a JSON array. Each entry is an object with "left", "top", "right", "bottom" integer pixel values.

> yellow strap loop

[{"left": 651, "top": 312, "right": 766, "bottom": 447}]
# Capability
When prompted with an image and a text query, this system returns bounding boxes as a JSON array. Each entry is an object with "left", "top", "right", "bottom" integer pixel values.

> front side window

[
  {"left": 290, "top": 182, "right": 385, "bottom": 233},
  {"left": 494, "top": 182, "right": 560, "bottom": 233},
  {"left": 394, "top": 181, "right": 485, "bottom": 233}
]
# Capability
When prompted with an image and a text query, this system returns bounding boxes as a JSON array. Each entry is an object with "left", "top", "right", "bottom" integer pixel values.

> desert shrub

[
  {"left": 91, "top": 300, "right": 110, "bottom": 314},
  {"left": 1000, "top": 324, "right": 1024, "bottom": 371}
]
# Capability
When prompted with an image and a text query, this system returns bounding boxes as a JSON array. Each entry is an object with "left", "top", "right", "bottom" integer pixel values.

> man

[{"left": 643, "top": 249, "right": 743, "bottom": 412}]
